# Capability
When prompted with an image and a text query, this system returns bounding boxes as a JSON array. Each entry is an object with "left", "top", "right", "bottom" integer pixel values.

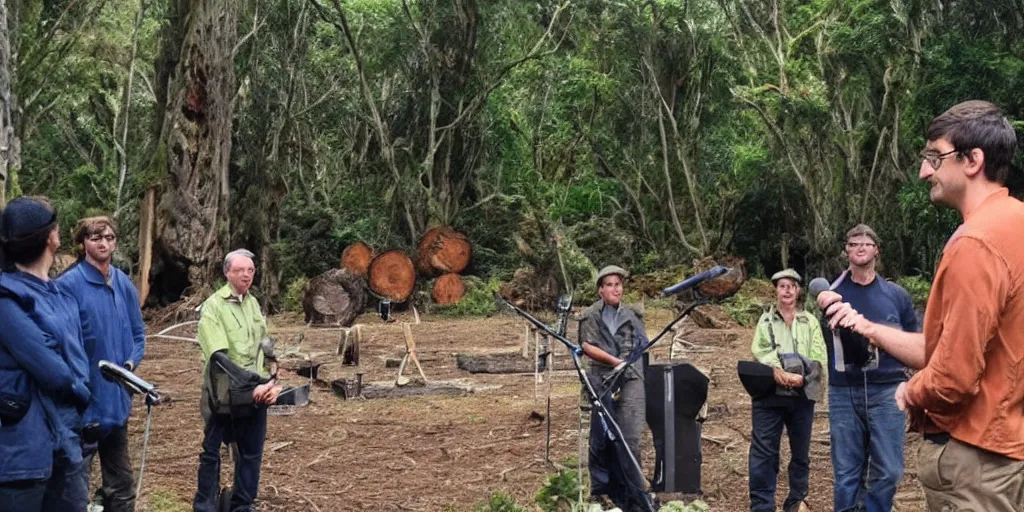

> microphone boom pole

[{"left": 493, "top": 293, "right": 657, "bottom": 512}]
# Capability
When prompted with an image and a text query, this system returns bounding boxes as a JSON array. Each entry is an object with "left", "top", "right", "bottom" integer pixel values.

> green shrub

[
  {"left": 723, "top": 278, "right": 775, "bottom": 327},
  {"left": 535, "top": 469, "right": 579, "bottom": 512},
  {"left": 283, "top": 277, "right": 309, "bottom": 313},
  {"left": 434, "top": 276, "right": 502, "bottom": 317},
  {"left": 659, "top": 499, "right": 710, "bottom": 512},
  {"left": 896, "top": 275, "right": 931, "bottom": 309},
  {"left": 475, "top": 491, "right": 525, "bottom": 512}
]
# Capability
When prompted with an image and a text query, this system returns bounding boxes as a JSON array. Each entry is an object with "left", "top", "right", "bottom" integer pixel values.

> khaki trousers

[{"left": 917, "top": 437, "right": 1024, "bottom": 512}]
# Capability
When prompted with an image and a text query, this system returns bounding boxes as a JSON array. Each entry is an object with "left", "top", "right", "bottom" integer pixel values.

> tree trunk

[
  {"left": 367, "top": 250, "right": 416, "bottom": 302},
  {"left": 136, "top": 185, "right": 157, "bottom": 306},
  {"left": 0, "top": 0, "right": 19, "bottom": 208},
  {"left": 341, "top": 242, "right": 374, "bottom": 276},
  {"left": 432, "top": 273, "right": 465, "bottom": 305},
  {"left": 302, "top": 268, "right": 366, "bottom": 326},
  {"left": 150, "top": 0, "right": 238, "bottom": 298},
  {"left": 416, "top": 226, "right": 471, "bottom": 275}
]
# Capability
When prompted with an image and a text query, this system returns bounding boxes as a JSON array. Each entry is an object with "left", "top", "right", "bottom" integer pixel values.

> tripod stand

[{"left": 495, "top": 293, "right": 657, "bottom": 512}]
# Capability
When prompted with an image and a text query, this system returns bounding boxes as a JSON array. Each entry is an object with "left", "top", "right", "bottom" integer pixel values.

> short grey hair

[{"left": 223, "top": 249, "right": 256, "bottom": 274}]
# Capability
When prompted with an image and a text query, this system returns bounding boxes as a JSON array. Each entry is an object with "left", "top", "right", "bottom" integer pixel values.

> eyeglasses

[
  {"left": 919, "top": 148, "right": 960, "bottom": 170},
  {"left": 846, "top": 242, "right": 876, "bottom": 249},
  {"left": 87, "top": 234, "right": 117, "bottom": 243}
]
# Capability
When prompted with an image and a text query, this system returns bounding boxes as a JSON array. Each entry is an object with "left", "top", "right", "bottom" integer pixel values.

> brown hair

[
  {"left": 845, "top": 223, "right": 880, "bottom": 246},
  {"left": 926, "top": 100, "right": 1017, "bottom": 184},
  {"left": 72, "top": 216, "right": 117, "bottom": 246}
]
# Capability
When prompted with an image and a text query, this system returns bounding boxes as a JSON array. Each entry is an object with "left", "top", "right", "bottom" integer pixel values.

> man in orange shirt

[{"left": 820, "top": 100, "right": 1024, "bottom": 511}]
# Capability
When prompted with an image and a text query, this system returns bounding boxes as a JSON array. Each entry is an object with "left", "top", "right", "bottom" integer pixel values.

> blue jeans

[
  {"left": 0, "top": 454, "right": 88, "bottom": 512},
  {"left": 193, "top": 408, "right": 267, "bottom": 512},
  {"left": 749, "top": 398, "right": 815, "bottom": 512},
  {"left": 829, "top": 382, "right": 906, "bottom": 512},
  {"left": 0, "top": 478, "right": 46, "bottom": 512}
]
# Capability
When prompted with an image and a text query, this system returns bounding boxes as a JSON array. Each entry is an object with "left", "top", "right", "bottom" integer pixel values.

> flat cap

[
  {"left": 596, "top": 265, "right": 629, "bottom": 286},
  {"left": 770, "top": 268, "right": 802, "bottom": 285}
]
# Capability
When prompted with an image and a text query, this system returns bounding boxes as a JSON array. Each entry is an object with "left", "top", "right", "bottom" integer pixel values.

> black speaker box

[{"left": 645, "top": 360, "right": 707, "bottom": 494}]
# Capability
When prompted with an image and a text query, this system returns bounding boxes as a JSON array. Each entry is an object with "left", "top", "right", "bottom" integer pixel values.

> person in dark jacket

[
  {"left": 59, "top": 216, "right": 146, "bottom": 512},
  {"left": 821, "top": 224, "right": 919, "bottom": 512},
  {"left": 0, "top": 196, "right": 91, "bottom": 512}
]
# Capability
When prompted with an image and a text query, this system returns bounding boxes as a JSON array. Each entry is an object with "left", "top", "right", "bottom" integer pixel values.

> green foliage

[
  {"left": 896, "top": 275, "right": 931, "bottom": 310},
  {"left": 659, "top": 499, "right": 710, "bottom": 512},
  {"left": 475, "top": 492, "right": 525, "bottom": 512},
  {"left": 535, "top": 469, "right": 579, "bottom": 512},
  {"left": 723, "top": 278, "right": 776, "bottom": 327},
  {"left": 283, "top": 277, "right": 309, "bottom": 314},
  {"left": 10, "top": 0, "right": 1024, "bottom": 306},
  {"left": 433, "top": 277, "right": 502, "bottom": 317}
]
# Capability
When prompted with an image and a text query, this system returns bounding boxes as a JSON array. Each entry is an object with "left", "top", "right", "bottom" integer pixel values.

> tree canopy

[{"left": 2, "top": 0, "right": 1021, "bottom": 307}]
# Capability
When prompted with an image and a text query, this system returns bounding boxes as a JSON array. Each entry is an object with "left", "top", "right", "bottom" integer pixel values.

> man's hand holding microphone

[{"left": 811, "top": 280, "right": 914, "bottom": 412}]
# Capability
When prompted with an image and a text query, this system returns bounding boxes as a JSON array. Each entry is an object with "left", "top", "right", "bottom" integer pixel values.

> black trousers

[
  {"left": 81, "top": 425, "right": 135, "bottom": 512},
  {"left": 748, "top": 397, "right": 814, "bottom": 512},
  {"left": 193, "top": 408, "right": 267, "bottom": 512}
]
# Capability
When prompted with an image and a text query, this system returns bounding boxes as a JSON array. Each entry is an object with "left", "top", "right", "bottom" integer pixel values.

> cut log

[
  {"left": 340, "top": 242, "right": 374, "bottom": 276},
  {"left": 368, "top": 250, "right": 416, "bottom": 302},
  {"left": 331, "top": 379, "right": 478, "bottom": 400},
  {"left": 302, "top": 268, "right": 367, "bottom": 326},
  {"left": 416, "top": 226, "right": 471, "bottom": 275},
  {"left": 456, "top": 351, "right": 571, "bottom": 374},
  {"left": 432, "top": 273, "right": 465, "bottom": 305}
]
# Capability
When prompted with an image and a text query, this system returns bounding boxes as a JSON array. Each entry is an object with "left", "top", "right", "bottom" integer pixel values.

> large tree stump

[
  {"left": 416, "top": 226, "right": 471, "bottom": 275},
  {"left": 340, "top": 242, "right": 374, "bottom": 276},
  {"left": 432, "top": 273, "right": 465, "bottom": 305},
  {"left": 368, "top": 250, "right": 416, "bottom": 302},
  {"left": 302, "top": 269, "right": 366, "bottom": 326}
]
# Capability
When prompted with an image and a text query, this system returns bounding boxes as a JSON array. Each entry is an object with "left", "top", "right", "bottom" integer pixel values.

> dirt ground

[{"left": 121, "top": 306, "right": 928, "bottom": 511}]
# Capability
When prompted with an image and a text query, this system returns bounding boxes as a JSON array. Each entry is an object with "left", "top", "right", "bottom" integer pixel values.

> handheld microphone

[
  {"left": 662, "top": 265, "right": 728, "bottom": 296},
  {"left": 99, "top": 360, "right": 167, "bottom": 405},
  {"left": 808, "top": 277, "right": 831, "bottom": 301}
]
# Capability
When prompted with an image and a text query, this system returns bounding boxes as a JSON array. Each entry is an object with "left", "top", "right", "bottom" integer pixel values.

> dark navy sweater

[{"left": 822, "top": 274, "right": 920, "bottom": 386}]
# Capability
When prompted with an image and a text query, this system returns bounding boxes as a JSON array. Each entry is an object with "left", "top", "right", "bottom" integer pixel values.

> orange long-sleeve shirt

[{"left": 905, "top": 188, "right": 1024, "bottom": 460}]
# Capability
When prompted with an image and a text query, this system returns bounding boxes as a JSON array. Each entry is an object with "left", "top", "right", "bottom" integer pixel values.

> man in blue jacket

[
  {"left": 823, "top": 224, "right": 920, "bottom": 512},
  {"left": 59, "top": 216, "right": 146, "bottom": 512},
  {"left": 0, "top": 196, "right": 91, "bottom": 511}
]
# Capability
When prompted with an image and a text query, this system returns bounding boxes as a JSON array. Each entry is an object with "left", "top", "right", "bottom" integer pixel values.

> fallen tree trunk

[
  {"left": 330, "top": 379, "right": 474, "bottom": 399},
  {"left": 456, "top": 351, "right": 569, "bottom": 374},
  {"left": 368, "top": 250, "right": 416, "bottom": 301},
  {"left": 432, "top": 273, "right": 465, "bottom": 304},
  {"left": 417, "top": 226, "right": 471, "bottom": 275},
  {"left": 340, "top": 242, "right": 374, "bottom": 276},
  {"left": 302, "top": 268, "right": 366, "bottom": 326}
]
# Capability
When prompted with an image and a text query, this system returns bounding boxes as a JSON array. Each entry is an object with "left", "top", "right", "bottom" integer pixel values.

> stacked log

[
  {"left": 432, "top": 273, "right": 465, "bottom": 305},
  {"left": 368, "top": 250, "right": 417, "bottom": 302},
  {"left": 302, "top": 268, "right": 366, "bottom": 326},
  {"left": 340, "top": 242, "right": 374, "bottom": 276},
  {"left": 417, "top": 226, "right": 471, "bottom": 275},
  {"left": 416, "top": 227, "right": 473, "bottom": 305}
]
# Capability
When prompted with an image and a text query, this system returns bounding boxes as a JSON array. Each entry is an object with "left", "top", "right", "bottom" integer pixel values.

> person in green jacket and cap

[{"left": 748, "top": 268, "right": 826, "bottom": 512}]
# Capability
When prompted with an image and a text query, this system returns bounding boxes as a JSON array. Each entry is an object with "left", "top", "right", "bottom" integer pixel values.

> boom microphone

[
  {"left": 662, "top": 266, "right": 728, "bottom": 296},
  {"left": 99, "top": 360, "right": 167, "bottom": 405}
]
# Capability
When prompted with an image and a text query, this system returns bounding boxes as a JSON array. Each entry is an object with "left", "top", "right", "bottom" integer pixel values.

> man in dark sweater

[{"left": 823, "top": 224, "right": 919, "bottom": 512}]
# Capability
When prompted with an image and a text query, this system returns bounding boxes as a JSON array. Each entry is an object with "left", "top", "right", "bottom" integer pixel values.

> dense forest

[{"left": 1, "top": 0, "right": 1021, "bottom": 309}]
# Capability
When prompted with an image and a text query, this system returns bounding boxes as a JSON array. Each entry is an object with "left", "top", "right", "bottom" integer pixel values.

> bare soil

[{"left": 122, "top": 307, "right": 927, "bottom": 511}]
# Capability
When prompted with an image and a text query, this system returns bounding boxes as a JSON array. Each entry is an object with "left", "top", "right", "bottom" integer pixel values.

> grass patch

[{"left": 147, "top": 489, "right": 190, "bottom": 512}]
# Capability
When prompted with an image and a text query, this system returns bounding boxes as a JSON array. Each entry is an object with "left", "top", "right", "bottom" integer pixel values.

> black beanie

[{"left": 0, "top": 197, "right": 57, "bottom": 242}]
